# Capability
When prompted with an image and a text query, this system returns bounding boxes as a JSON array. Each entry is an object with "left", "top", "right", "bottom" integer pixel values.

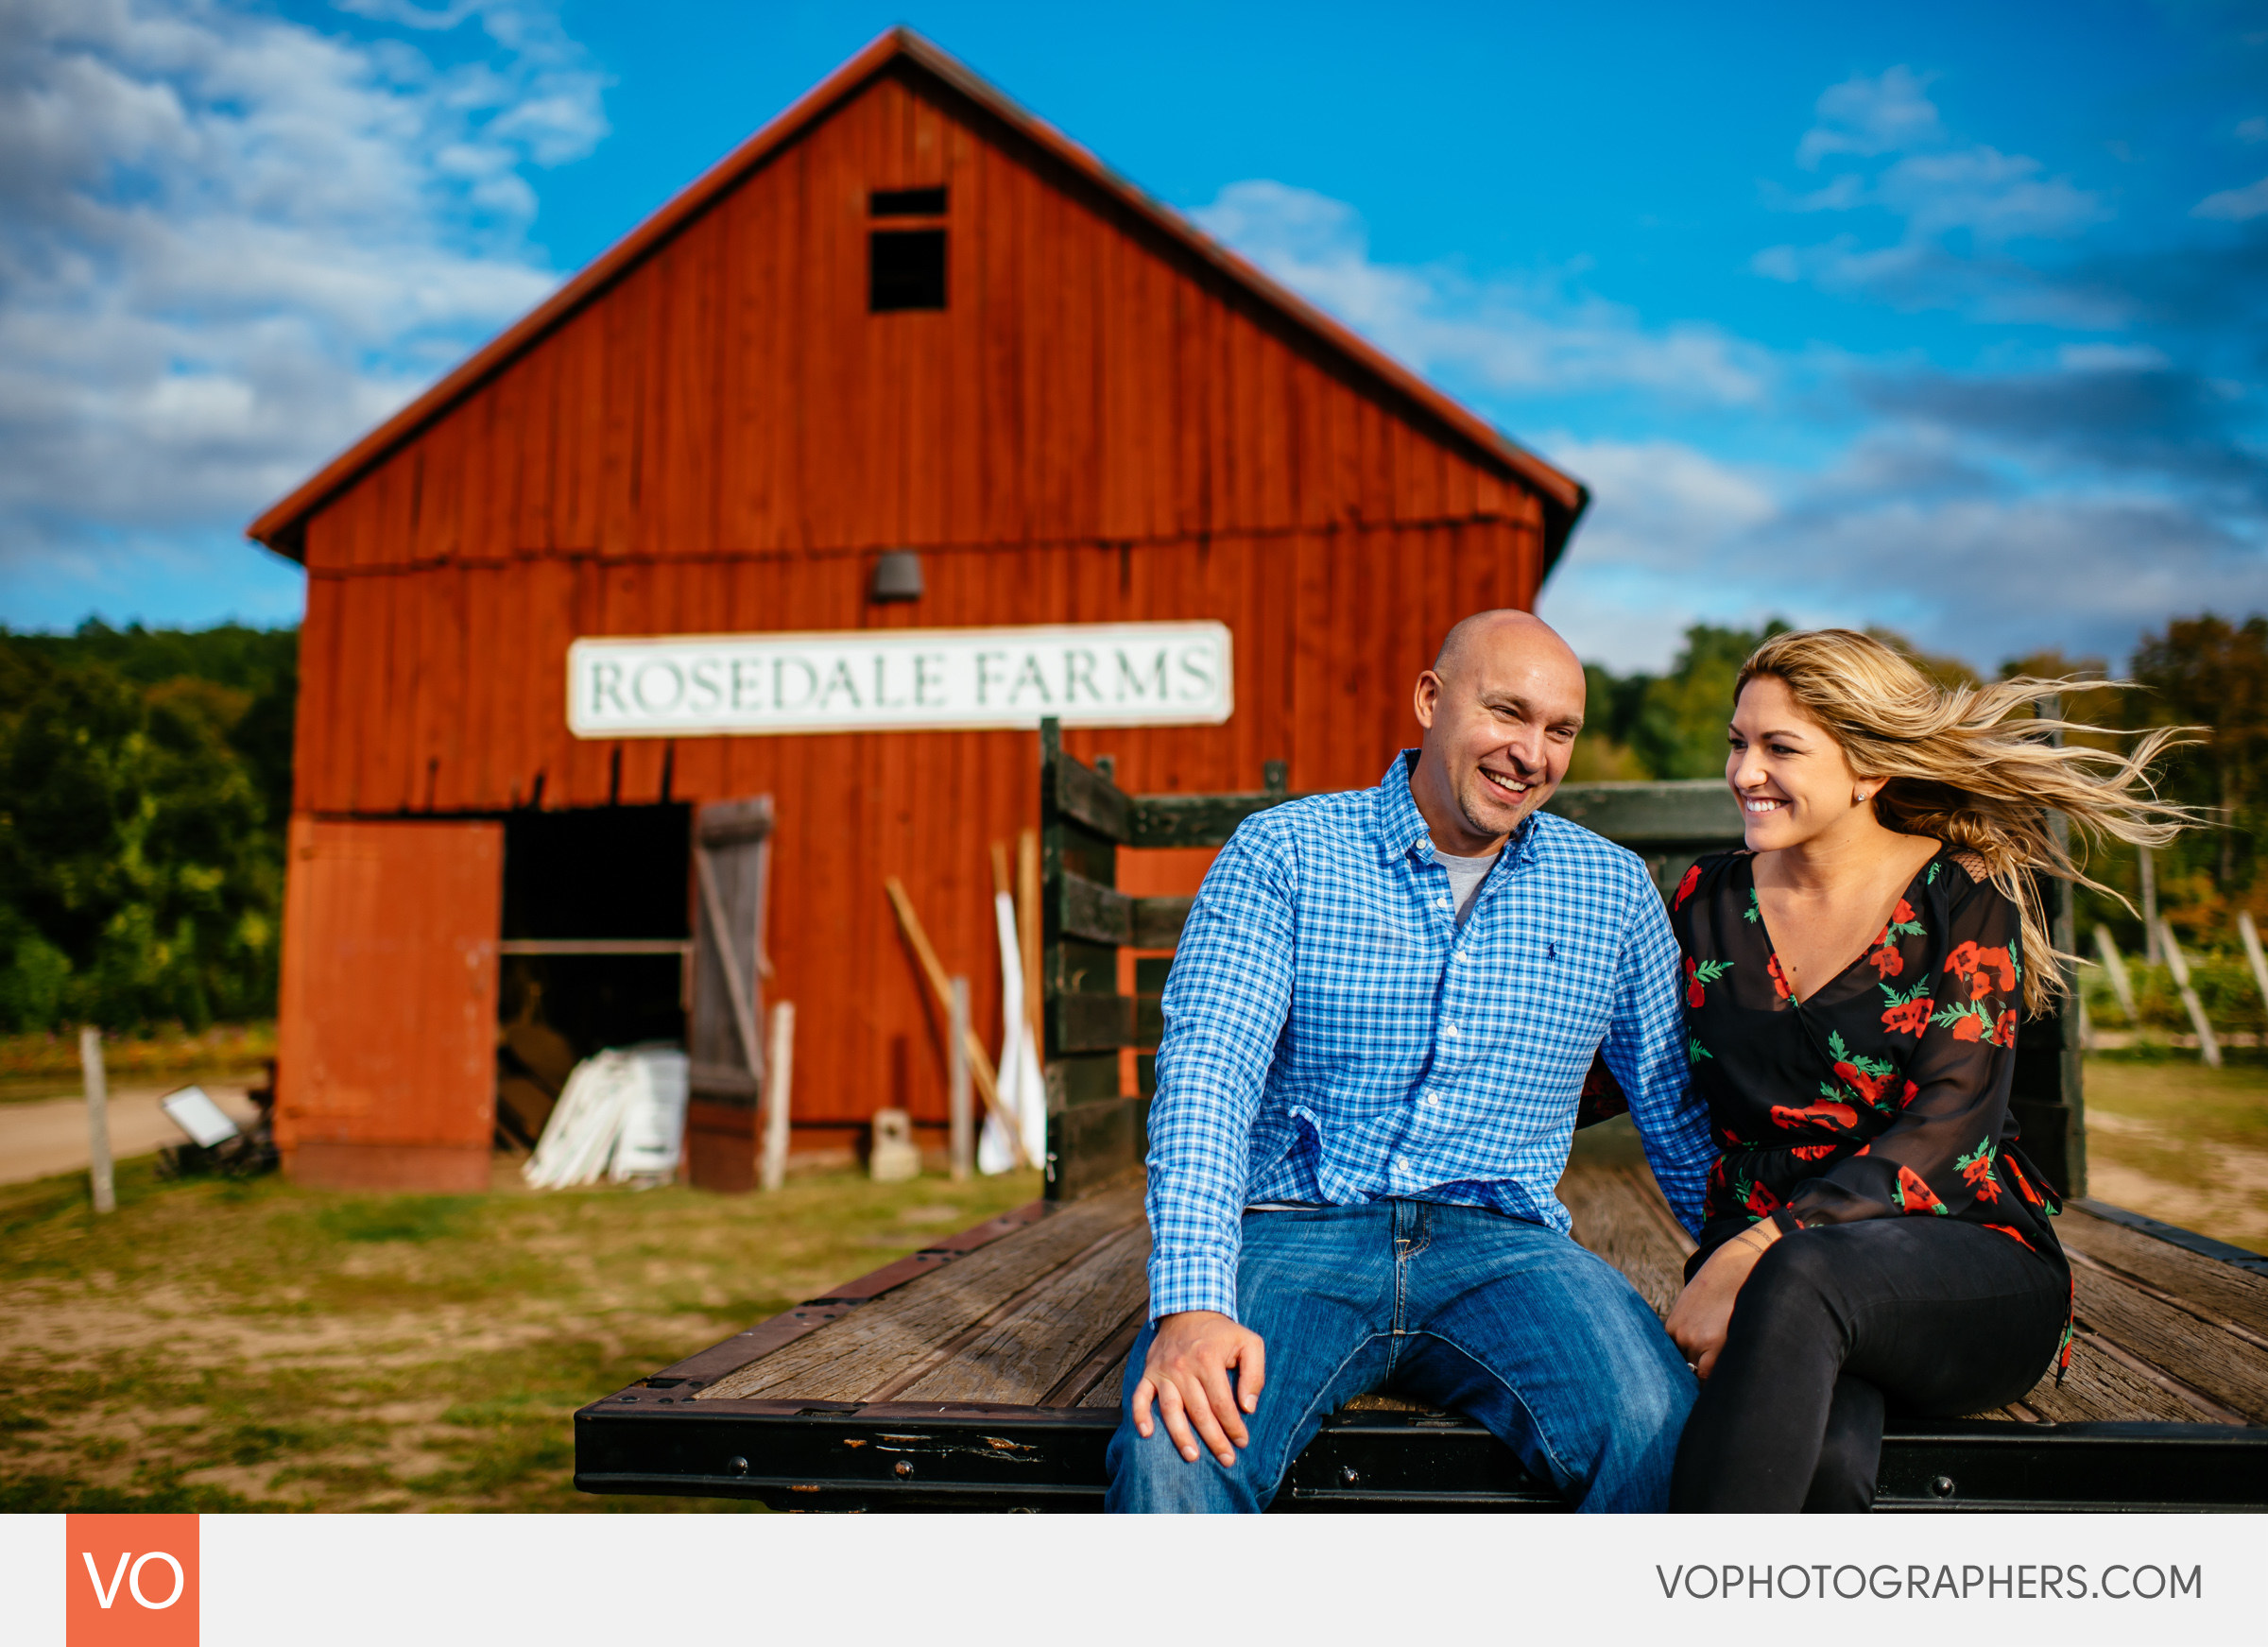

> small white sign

[{"left": 567, "top": 621, "right": 1233, "bottom": 738}]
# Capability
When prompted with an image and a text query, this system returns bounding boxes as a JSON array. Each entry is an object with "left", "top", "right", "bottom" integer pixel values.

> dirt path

[{"left": 0, "top": 1085, "right": 259, "bottom": 1186}]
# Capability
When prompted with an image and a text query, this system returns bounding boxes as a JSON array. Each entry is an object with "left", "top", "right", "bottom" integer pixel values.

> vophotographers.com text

[{"left": 1658, "top": 1564, "right": 2202, "bottom": 1602}]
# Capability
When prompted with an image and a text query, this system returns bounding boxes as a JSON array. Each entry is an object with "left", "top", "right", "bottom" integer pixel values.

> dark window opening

[
  {"left": 870, "top": 186, "right": 947, "bottom": 216},
  {"left": 495, "top": 804, "right": 690, "bottom": 1148},
  {"left": 869, "top": 229, "right": 947, "bottom": 312}
]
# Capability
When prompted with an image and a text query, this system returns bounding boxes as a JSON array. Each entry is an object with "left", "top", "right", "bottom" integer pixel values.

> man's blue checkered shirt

[{"left": 1144, "top": 752, "right": 1714, "bottom": 1322}]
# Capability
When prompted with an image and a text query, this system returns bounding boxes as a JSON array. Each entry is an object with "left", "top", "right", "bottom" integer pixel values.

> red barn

[{"left": 249, "top": 27, "right": 1588, "bottom": 1192}]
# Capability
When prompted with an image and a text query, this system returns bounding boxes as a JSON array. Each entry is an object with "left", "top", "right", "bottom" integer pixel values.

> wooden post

[
  {"left": 761, "top": 1002, "right": 794, "bottom": 1192},
  {"left": 1018, "top": 829, "right": 1042, "bottom": 1056},
  {"left": 948, "top": 976, "right": 971, "bottom": 1181},
  {"left": 2239, "top": 912, "right": 2268, "bottom": 1021},
  {"left": 2094, "top": 926, "right": 2138, "bottom": 1021},
  {"left": 2158, "top": 924, "right": 2222, "bottom": 1069},
  {"left": 79, "top": 1026, "right": 114, "bottom": 1215},
  {"left": 882, "top": 876, "right": 1027, "bottom": 1166},
  {"left": 2139, "top": 847, "right": 2160, "bottom": 964}
]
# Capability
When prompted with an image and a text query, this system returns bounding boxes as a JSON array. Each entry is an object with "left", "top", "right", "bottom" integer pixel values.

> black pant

[{"left": 1671, "top": 1218, "right": 2068, "bottom": 1512}]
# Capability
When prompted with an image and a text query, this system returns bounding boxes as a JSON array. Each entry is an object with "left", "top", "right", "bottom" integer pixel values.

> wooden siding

[
  {"left": 282, "top": 63, "right": 1555, "bottom": 1142},
  {"left": 275, "top": 818, "right": 503, "bottom": 1188}
]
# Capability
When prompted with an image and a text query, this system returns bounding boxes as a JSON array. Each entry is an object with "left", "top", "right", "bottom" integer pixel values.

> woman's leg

[
  {"left": 1672, "top": 1220, "right": 2065, "bottom": 1512},
  {"left": 1802, "top": 1376, "right": 1884, "bottom": 1513}
]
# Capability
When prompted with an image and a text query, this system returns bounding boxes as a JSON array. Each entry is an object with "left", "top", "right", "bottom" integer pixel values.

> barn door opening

[
  {"left": 496, "top": 804, "right": 693, "bottom": 1149},
  {"left": 685, "top": 797, "right": 775, "bottom": 1192}
]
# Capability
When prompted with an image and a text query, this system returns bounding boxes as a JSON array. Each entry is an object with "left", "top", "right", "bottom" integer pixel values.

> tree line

[
  {"left": 0, "top": 623, "right": 295, "bottom": 1033},
  {"left": 1578, "top": 614, "right": 2268, "bottom": 952}
]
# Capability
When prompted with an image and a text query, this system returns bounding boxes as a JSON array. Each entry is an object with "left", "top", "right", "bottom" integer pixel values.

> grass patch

[
  {"left": 0, "top": 1157, "right": 1041, "bottom": 1511},
  {"left": 2082, "top": 1053, "right": 2268, "bottom": 1255}
]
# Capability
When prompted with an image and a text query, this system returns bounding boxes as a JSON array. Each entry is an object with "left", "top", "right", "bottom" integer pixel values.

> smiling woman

[{"left": 1663, "top": 626, "right": 2205, "bottom": 1512}]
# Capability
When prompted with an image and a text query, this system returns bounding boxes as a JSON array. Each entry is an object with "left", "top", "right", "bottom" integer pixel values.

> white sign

[{"left": 567, "top": 621, "right": 1233, "bottom": 738}]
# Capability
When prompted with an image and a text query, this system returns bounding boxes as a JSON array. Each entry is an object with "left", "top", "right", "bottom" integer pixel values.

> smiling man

[{"left": 1106, "top": 609, "right": 1714, "bottom": 1513}]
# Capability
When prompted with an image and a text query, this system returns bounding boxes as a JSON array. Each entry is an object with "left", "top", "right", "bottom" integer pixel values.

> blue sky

[{"left": 3, "top": 0, "right": 2263, "bottom": 672}]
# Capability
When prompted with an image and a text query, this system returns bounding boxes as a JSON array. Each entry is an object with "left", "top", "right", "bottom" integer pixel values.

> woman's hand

[{"left": 1665, "top": 1224, "right": 1780, "bottom": 1380}]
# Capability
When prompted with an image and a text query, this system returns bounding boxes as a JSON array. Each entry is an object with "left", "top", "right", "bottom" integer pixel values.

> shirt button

[
  {"left": 1435, "top": 897, "right": 1452, "bottom": 911},
  {"left": 1442, "top": 1023, "right": 1460, "bottom": 1038},
  {"left": 1422, "top": 1094, "right": 1440, "bottom": 1107}
]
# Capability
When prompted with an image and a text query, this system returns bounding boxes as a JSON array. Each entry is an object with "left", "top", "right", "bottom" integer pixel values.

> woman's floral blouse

[{"left": 1668, "top": 846, "right": 2069, "bottom": 1330}]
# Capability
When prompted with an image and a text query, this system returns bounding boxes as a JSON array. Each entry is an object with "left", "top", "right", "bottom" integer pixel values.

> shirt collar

[{"left": 1373, "top": 749, "right": 1549, "bottom": 871}]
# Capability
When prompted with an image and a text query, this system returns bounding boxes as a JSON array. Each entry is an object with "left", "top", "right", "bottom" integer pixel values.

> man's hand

[
  {"left": 1664, "top": 1227, "right": 1776, "bottom": 1380},
  {"left": 1130, "top": 1310, "right": 1267, "bottom": 1467}
]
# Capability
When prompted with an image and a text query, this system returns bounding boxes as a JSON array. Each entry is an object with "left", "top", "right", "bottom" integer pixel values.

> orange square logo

[{"left": 66, "top": 1515, "right": 198, "bottom": 1646}]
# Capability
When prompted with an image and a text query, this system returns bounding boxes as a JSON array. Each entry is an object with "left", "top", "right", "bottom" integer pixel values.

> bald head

[
  {"left": 1409, "top": 609, "right": 1588, "bottom": 854},
  {"left": 1433, "top": 609, "right": 1580, "bottom": 688}
]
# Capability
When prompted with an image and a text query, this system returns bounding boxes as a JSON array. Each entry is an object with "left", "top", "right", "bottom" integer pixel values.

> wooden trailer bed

[
  {"left": 574, "top": 1140, "right": 2268, "bottom": 1511},
  {"left": 576, "top": 737, "right": 2268, "bottom": 1510}
]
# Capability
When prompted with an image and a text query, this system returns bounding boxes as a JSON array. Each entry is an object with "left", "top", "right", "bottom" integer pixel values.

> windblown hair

[{"left": 1737, "top": 628, "right": 2195, "bottom": 1014}]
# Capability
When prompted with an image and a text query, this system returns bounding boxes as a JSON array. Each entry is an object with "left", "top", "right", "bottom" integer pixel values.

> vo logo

[{"left": 65, "top": 1515, "right": 198, "bottom": 1645}]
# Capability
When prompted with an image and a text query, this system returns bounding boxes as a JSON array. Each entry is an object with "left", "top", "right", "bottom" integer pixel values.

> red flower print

[
  {"left": 1744, "top": 1179, "right": 1780, "bottom": 1217},
  {"left": 1976, "top": 946, "right": 2017, "bottom": 993},
  {"left": 1984, "top": 1223, "right": 2036, "bottom": 1255},
  {"left": 1832, "top": 1062, "right": 1892, "bottom": 1106},
  {"left": 1771, "top": 1097, "right": 1859, "bottom": 1130},
  {"left": 1950, "top": 1014, "right": 1984, "bottom": 1043},
  {"left": 1867, "top": 943, "right": 1904, "bottom": 979},
  {"left": 1891, "top": 899, "right": 1916, "bottom": 925},
  {"left": 1684, "top": 955, "right": 1731, "bottom": 1007},
  {"left": 2004, "top": 1157, "right": 2044, "bottom": 1208},
  {"left": 1957, "top": 1141, "right": 2002, "bottom": 1204},
  {"left": 1792, "top": 1143, "right": 1837, "bottom": 1160},
  {"left": 1992, "top": 1009, "right": 2018, "bottom": 1048},
  {"left": 1767, "top": 953, "right": 1793, "bottom": 1000},
  {"left": 1894, "top": 1163, "right": 1949, "bottom": 1215},
  {"left": 1674, "top": 863, "right": 1702, "bottom": 910},
  {"left": 1881, "top": 998, "right": 1931, "bottom": 1037},
  {"left": 1898, "top": 1080, "right": 1918, "bottom": 1107}
]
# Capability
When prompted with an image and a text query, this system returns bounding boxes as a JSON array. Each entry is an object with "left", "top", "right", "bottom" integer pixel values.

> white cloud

[
  {"left": 2192, "top": 175, "right": 2268, "bottom": 221},
  {"left": 1190, "top": 180, "right": 1769, "bottom": 406},
  {"left": 0, "top": 0, "right": 607, "bottom": 614},
  {"left": 2236, "top": 116, "right": 2267, "bottom": 144},
  {"left": 2057, "top": 342, "right": 2169, "bottom": 372},
  {"left": 1761, "top": 65, "right": 2109, "bottom": 320},
  {"left": 1797, "top": 66, "right": 1944, "bottom": 169}
]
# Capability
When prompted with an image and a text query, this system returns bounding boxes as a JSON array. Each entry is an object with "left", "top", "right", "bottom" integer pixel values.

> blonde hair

[{"left": 1737, "top": 627, "right": 2194, "bottom": 1014}]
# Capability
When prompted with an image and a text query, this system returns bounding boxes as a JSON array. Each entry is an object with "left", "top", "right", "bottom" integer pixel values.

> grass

[
  {"left": 0, "top": 1155, "right": 1040, "bottom": 1512},
  {"left": 0, "top": 1022, "right": 276, "bottom": 1104},
  {"left": 2081, "top": 1050, "right": 2268, "bottom": 1255}
]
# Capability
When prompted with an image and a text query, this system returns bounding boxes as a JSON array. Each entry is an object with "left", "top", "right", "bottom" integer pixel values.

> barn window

[
  {"left": 870, "top": 186, "right": 947, "bottom": 216},
  {"left": 869, "top": 229, "right": 947, "bottom": 311}
]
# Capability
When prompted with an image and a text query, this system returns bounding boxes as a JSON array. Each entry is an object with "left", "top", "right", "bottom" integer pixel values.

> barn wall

[{"left": 283, "top": 62, "right": 1556, "bottom": 1141}]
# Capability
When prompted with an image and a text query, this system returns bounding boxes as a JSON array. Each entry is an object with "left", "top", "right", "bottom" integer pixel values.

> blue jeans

[{"left": 1105, "top": 1200, "right": 1695, "bottom": 1513}]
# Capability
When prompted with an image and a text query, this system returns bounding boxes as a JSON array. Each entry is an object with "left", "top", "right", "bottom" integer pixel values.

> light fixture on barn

[{"left": 869, "top": 549, "right": 924, "bottom": 603}]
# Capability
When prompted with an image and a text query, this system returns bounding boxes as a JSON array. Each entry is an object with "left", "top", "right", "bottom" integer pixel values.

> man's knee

[{"left": 1104, "top": 1413, "right": 1260, "bottom": 1514}]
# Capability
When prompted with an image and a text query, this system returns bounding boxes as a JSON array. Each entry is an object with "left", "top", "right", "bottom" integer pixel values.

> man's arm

[
  {"left": 1134, "top": 823, "right": 1298, "bottom": 1464},
  {"left": 1598, "top": 867, "right": 1714, "bottom": 1236},
  {"left": 1143, "top": 824, "right": 1298, "bottom": 1317}
]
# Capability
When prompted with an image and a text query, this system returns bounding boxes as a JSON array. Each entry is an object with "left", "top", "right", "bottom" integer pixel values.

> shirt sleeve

[
  {"left": 1143, "top": 821, "right": 1299, "bottom": 1322},
  {"left": 1600, "top": 865, "right": 1715, "bottom": 1237},
  {"left": 1787, "top": 870, "right": 2023, "bottom": 1227}
]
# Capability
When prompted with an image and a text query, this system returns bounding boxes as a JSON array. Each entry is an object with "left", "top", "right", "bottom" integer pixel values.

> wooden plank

[
  {"left": 2021, "top": 1330, "right": 2232, "bottom": 1425},
  {"left": 2068, "top": 1262, "right": 2268, "bottom": 1422},
  {"left": 696, "top": 1185, "right": 1143, "bottom": 1400},
  {"left": 1560, "top": 1158, "right": 1692, "bottom": 1319},
  {"left": 891, "top": 1221, "right": 1153, "bottom": 1402},
  {"left": 2060, "top": 1202, "right": 2268, "bottom": 1337}
]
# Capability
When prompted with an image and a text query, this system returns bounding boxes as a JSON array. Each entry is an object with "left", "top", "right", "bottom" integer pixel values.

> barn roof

[{"left": 248, "top": 26, "right": 1589, "bottom": 567}]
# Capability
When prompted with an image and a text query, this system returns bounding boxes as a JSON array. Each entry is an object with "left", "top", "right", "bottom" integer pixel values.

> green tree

[
  {"left": 1624, "top": 621, "right": 1790, "bottom": 780},
  {"left": 0, "top": 647, "right": 284, "bottom": 1032},
  {"left": 2130, "top": 613, "right": 2267, "bottom": 909}
]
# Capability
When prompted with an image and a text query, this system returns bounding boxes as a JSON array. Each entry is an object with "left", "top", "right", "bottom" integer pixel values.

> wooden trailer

[
  {"left": 575, "top": 739, "right": 2268, "bottom": 1510},
  {"left": 247, "top": 27, "right": 1589, "bottom": 1192}
]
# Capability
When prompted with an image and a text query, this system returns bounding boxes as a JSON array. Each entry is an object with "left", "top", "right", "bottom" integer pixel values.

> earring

[{"left": 1854, "top": 786, "right": 1872, "bottom": 804}]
